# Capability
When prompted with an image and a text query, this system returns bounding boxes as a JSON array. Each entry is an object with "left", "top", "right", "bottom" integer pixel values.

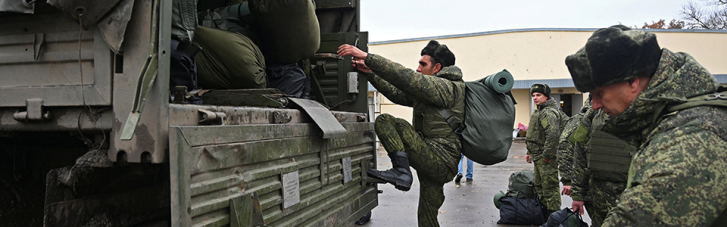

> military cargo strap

[
  {"left": 587, "top": 130, "right": 636, "bottom": 182},
  {"left": 651, "top": 87, "right": 727, "bottom": 131},
  {"left": 666, "top": 90, "right": 727, "bottom": 112},
  {"left": 175, "top": 38, "right": 202, "bottom": 58},
  {"left": 435, "top": 108, "right": 465, "bottom": 134}
]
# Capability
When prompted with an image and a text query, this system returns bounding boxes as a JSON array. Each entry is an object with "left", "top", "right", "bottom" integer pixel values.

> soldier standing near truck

[{"left": 337, "top": 40, "right": 465, "bottom": 227}]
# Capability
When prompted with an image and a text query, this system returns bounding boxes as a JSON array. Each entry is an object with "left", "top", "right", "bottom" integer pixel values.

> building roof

[{"left": 370, "top": 27, "right": 727, "bottom": 45}]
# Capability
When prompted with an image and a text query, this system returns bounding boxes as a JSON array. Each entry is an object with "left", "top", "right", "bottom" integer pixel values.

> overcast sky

[{"left": 361, "top": 0, "right": 689, "bottom": 42}]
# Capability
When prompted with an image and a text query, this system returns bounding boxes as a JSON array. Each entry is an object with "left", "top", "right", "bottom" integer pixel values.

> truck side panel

[{"left": 170, "top": 108, "right": 377, "bottom": 226}]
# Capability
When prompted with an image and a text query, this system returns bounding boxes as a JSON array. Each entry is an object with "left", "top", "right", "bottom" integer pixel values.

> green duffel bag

[
  {"left": 249, "top": 0, "right": 320, "bottom": 64},
  {"left": 505, "top": 169, "right": 537, "bottom": 199},
  {"left": 194, "top": 26, "right": 266, "bottom": 89}
]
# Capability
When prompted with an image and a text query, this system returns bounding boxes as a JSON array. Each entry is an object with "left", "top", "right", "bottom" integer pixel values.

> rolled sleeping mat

[
  {"left": 482, "top": 69, "right": 514, "bottom": 94},
  {"left": 494, "top": 190, "right": 506, "bottom": 209}
]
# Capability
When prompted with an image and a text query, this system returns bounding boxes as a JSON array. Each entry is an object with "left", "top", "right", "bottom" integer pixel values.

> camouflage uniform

[
  {"left": 569, "top": 109, "right": 628, "bottom": 227},
  {"left": 526, "top": 98, "right": 562, "bottom": 211},
  {"left": 598, "top": 49, "right": 727, "bottom": 226},
  {"left": 557, "top": 101, "right": 591, "bottom": 187},
  {"left": 365, "top": 53, "right": 465, "bottom": 227}
]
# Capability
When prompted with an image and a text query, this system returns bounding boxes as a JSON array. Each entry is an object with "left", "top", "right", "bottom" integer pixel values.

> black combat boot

[{"left": 367, "top": 151, "right": 413, "bottom": 191}]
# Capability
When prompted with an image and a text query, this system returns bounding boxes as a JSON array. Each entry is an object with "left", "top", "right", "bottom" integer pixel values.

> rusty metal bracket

[
  {"left": 13, "top": 98, "right": 51, "bottom": 121},
  {"left": 198, "top": 109, "right": 226, "bottom": 125},
  {"left": 34, "top": 33, "right": 45, "bottom": 60},
  {"left": 120, "top": 0, "right": 160, "bottom": 140},
  {"left": 272, "top": 111, "right": 292, "bottom": 124},
  {"left": 173, "top": 86, "right": 188, "bottom": 104}
]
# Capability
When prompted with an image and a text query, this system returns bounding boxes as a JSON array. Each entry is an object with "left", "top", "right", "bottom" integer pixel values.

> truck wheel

[{"left": 355, "top": 211, "right": 372, "bottom": 225}]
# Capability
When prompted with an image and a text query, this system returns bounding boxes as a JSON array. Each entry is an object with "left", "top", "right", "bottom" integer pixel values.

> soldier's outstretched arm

[
  {"left": 363, "top": 54, "right": 461, "bottom": 108},
  {"left": 601, "top": 128, "right": 727, "bottom": 226},
  {"left": 339, "top": 45, "right": 414, "bottom": 106},
  {"left": 368, "top": 72, "right": 415, "bottom": 107},
  {"left": 337, "top": 44, "right": 460, "bottom": 108}
]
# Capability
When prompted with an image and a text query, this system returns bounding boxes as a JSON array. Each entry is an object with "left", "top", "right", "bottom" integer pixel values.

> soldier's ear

[{"left": 433, "top": 63, "right": 442, "bottom": 73}]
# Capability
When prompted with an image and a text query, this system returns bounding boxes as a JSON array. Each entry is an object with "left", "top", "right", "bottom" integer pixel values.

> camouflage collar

[
  {"left": 433, "top": 66, "right": 463, "bottom": 82},
  {"left": 537, "top": 98, "right": 558, "bottom": 110}
]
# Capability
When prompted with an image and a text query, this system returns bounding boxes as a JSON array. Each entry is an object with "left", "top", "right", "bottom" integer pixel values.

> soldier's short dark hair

[{"left": 421, "top": 40, "right": 455, "bottom": 67}]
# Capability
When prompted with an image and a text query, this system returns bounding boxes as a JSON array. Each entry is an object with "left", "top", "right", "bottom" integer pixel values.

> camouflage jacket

[
  {"left": 365, "top": 54, "right": 466, "bottom": 173},
  {"left": 557, "top": 102, "right": 590, "bottom": 186},
  {"left": 601, "top": 49, "right": 727, "bottom": 226},
  {"left": 569, "top": 109, "right": 628, "bottom": 205},
  {"left": 526, "top": 98, "right": 561, "bottom": 162}
]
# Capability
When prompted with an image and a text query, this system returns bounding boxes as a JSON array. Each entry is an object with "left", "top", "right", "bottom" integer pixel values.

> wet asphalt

[{"left": 357, "top": 140, "right": 592, "bottom": 227}]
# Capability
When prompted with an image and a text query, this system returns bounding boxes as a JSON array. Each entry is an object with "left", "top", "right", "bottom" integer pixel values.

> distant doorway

[{"left": 559, "top": 94, "right": 573, "bottom": 117}]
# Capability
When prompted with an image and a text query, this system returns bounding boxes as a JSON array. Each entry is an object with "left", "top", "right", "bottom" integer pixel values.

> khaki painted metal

[
  {"left": 109, "top": 0, "right": 172, "bottom": 163},
  {"left": 169, "top": 104, "right": 377, "bottom": 227},
  {"left": 0, "top": 0, "right": 170, "bottom": 163},
  {"left": 0, "top": 0, "right": 377, "bottom": 225},
  {"left": 0, "top": 13, "right": 112, "bottom": 107}
]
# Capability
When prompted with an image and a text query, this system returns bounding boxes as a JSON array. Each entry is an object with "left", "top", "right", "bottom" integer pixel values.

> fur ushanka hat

[
  {"left": 530, "top": 83, "right": 551, "bottom": 98},
  {"left": 565, "top": 25, "right": 662, "bottom": 92},
  {"left": 420, "top": 40, "right": 456, "bottom": 67}
]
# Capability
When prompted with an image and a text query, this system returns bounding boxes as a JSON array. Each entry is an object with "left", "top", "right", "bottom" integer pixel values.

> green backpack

[
  {"left": 436, "top": 70, "right": 517, "bottom": 165},
  {"left": 505, "top": 169, "right": 537, "bottom": 199}
]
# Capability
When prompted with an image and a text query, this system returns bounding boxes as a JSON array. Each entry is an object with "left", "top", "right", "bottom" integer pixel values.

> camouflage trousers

[
  {"left": 584, "top": 202, "right": 600, "bottom": 227},
  {"left": 586, "top": 179, "right": 627, "bottom": 227},
  {"left": 533, "top": 159, "right": 561, "bottom": 211},
  {"left": 375, "top": 114, "right": 457, "bottom": 227}
]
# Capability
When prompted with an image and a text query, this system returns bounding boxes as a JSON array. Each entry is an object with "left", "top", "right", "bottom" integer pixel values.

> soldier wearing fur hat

[
  {"left": 525, "top": 83, "right": 563, "bottom": 214},
  {"left": 337, "top": 40, "right": 464, "bottom": 227},
  {"left": 566, "top": 25, "right": 727, "bottom": 226}
]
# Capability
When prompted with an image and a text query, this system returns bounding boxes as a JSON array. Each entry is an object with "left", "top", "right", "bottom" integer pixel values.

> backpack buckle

[
  {"left": 454, "top": 124, "right": 465, "bottom": 135},
  {"left": 443, "top": 114, "right": 465, "bottom": 134}
]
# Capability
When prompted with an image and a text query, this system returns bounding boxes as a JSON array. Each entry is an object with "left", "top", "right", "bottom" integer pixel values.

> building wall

[{"left": 367, "top": 28, "right": 727, "bottom": 129}]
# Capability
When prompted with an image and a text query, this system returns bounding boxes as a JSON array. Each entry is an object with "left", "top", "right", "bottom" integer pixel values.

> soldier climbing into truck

[{"left": 338, "top": 40, "right": 465, "bottom": 227}]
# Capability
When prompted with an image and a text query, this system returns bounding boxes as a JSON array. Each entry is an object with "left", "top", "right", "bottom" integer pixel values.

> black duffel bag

[
  {"left": 541, "top": 208, "right": 588, "bottom": 227},
  {"left": 497, "top": 192, "right": 549, "bottom": 225}
]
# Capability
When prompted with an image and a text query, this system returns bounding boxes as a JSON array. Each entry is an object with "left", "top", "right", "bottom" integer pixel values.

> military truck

[{"left": 0, "top": 0, "right": 376, "bottom": 226}]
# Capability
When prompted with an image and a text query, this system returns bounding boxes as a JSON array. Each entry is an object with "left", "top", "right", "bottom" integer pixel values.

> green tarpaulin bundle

[
  {"left": 249, "top": 0, "right": 320, "bottom": 64},
  {"left": 194, "top": 26, "right": 266, "bottom": 89}
]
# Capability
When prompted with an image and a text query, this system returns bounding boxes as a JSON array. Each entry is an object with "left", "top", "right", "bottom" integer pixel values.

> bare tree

[
  {"left": 681, "top": 0, "right": 727, "bottom": 29},
  {"left": 642, "top": 19, "right": 685, "bottom": 29}
]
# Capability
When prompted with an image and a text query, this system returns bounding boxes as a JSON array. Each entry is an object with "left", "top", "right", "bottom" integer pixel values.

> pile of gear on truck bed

[{"left": 172, "top": 0, "right": 319, "bottom": 101}]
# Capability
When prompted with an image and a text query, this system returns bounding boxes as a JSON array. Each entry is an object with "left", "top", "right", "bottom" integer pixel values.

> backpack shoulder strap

[
  {"left": 648, "top": 88, "right": 727, "bottom": 141},
  {"left": 435, "top": 108, "right": 464, "bottom": 134},
  {"left": 666, "top": 90, "right": 727, "bottom": 113}
]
